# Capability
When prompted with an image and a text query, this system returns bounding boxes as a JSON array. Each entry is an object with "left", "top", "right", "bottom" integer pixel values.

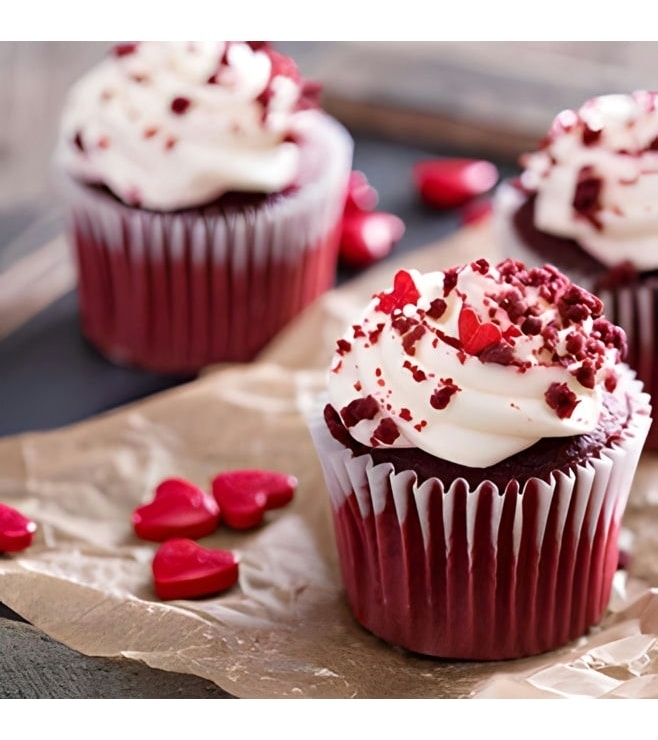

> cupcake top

[
  {"left": 327, "top": 258, "right": 627, "bottom": 467},
  {"left": 56, "top": 41, "right": 318, "bottom": 211},
  {"left": 518, "top": 90, "right": 658, "bottom": 271}
]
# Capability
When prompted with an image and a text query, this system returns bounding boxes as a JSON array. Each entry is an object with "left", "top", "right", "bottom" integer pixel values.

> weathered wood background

[{"left": 2, "top": 41, "right": 658, "bottom": 210}]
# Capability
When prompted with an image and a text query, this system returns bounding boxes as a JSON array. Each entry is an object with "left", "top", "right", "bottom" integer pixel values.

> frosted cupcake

[
  {"left": 493, "top": 90, "right": 658, "bottom": 446},
  {"left": 55, "top": 41, "right": 353, "bottom": 374},
  {"left": 308, "top": 258, "right": 651, "bottom": 660}
]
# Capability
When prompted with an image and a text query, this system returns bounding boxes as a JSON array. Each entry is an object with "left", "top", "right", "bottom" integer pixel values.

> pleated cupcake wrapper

[
  {"left": 307, "top": 375, "right": 652, "bottom": 660},
  {"left": 61, "top": 114, "right": 353, "bottom": 374},
  {"left": 494, "top": 181, "right": 658, "bottom": 448}
]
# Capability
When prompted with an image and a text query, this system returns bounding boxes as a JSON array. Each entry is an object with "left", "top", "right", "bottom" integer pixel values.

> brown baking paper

[{"left": 2, "top": 220, "right": 658, "bottom": 699}]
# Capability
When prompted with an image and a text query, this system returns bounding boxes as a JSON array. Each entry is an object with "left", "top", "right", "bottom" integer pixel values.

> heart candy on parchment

[
  {"left": 151, "top": 538, "right": 239, "bottom": 601},
  {"left": 132, "top": 477, "right": 220, "bottom": 542},
  {"left": 0, "top": 503, "right": 37, "bottom": 553},
  {"left": 211, "top": 469, "right": 297, "bottom": 530}
]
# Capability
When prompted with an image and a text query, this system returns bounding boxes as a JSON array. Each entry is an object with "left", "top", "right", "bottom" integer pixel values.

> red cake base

[
  {"left": 309, "top": 371, "right": 651, "bottom": 661},
  {"left": 61, "top": 112, "right": 352, "bottom": 374}
]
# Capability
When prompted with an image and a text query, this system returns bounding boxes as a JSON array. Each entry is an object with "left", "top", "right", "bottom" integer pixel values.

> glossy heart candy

[
  {"left": 458, "top": 306, "right": 502, "bottom": 356},
  {"left": 413, "top": 158, "right": 499, "bottom": 209},
  {"left": 340, "top": 211, "right": 405, "bottom": 268},
  {"left": 132, "top": 478, "right": 220, "bottom": 542},
  {"left": 0, "top": 503, "right": 37, "bottom": 553},
  {"left": 211, "top": 469, "right": 297, "bottom": 530},
  {"left": 345, "top": 170, "right": 379, "bottom": 213},
  {"left": 152, "top": 538, "right": 239, "bottom": 601}
]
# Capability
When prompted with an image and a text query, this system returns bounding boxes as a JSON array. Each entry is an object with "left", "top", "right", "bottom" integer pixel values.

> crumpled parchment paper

[{"left": 1, "top": 220, "right": 658, "bottom": 699}]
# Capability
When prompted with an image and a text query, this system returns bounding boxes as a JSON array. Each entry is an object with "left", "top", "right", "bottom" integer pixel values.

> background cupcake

[
  {"left": 308, "top": 258, "right": 651, "bottom": 660},
  {"left": 493, "top": 90, "right": 658, "bottom": 447},
  {"left": 55, "top": 41, "right": 353, "bottom": 375}
]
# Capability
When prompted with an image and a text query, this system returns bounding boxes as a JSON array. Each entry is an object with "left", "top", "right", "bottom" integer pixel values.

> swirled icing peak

[
  {"left": 519, "top": 90, "right": 658, "bottom": 271},
  {"left": 56, "top": 41, "right": 319, "bottom": 210},
  {"left": 327, "top": 258, "right": 627, "bottom": 467}
]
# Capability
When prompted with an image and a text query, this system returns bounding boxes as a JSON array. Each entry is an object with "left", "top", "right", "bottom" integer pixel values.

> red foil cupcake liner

[
  {"left": 494, "top": 181, "right": 658, "bottom": 448},
  {"left": 308, "top": 373, "right": 651, "bottom": 660},
  {"left": 60, "top": 112, "right": 353, "bottom": 374}
]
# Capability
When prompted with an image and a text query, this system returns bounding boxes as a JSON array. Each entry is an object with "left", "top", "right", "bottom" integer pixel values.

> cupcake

[
  {"left": 493, "top": 90, "right": 658, "bottom": 446},
  {"left": 308, "top": 258, "right": 651, "bottom": 660},
  {"left": 55, "top": 41, "right": 353, "bottom": 374}
]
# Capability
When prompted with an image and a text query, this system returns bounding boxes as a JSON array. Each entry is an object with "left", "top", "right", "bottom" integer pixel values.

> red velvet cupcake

[
  {"left": 308, "top": 259, "right": 651, "bottom": 660},
  {"left": 56, "top": 42, "right": 353, "bottom": 374},
  {"left": 493, "top": 91, "right": 658, "bottom": 447}
]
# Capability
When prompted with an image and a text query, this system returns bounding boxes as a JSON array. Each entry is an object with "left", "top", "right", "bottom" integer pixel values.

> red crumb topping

[
  {"left": 336, "top": 339, "right": 351, "bottom": 355},
  {"left": 370, "top": 418, "right": 400, "bottom": 446},
  {"left": 401, "top": 324, "right": 426, "bottom": 356},
  {"left": 545, "top": 382, "right": 580, "bottom": 419},
  {"left": 73, "top": 131, "right": 85, "bottom": 152},
  {"left": 582, "top": 124, "right": 602, "bottom": 146},
  {"left": 340, "top": 396, "right": 379, "bottom": 428},
  {"left": 429, "top": 378, "right": 461, "bottom": 410},
  {"left": 112, "top": 43, "right": 139, "bottom": 57},
  {"left": 572, "top": 167, "right": 603, "bottom": 229},
  {"left": 442, "top": 268, "right": 459, "bottom": 297},
  {"left": 402, "top": 360, "right": 427, "bottom": 382},
  {"left": 171, "top": 97, "right": 191, "bottom": 115},
  {"left": 426, "top": 298, "right": 447, "bottom": 320}
]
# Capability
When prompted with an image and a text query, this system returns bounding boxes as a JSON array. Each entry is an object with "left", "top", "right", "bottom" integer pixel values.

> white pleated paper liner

[
  {"left": 307, "top": 372, "right": 651, "bottom": 660},
  {"left": 493, "top": 181, "right": 658, "bottom": 449},
  {"left": 59, "top": 112, "right": 353, "bottom": 374}
]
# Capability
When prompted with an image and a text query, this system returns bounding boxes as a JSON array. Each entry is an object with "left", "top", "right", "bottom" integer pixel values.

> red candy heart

[
  {"left": 413, "top": 158, "right": 499, "bottom": 209},
  {"left": 211, "top": 469, "right": 297, "bottom": 530},
  {"left": 345, "top": 170, "right": 379, "bottom": 213},
  {"left": 340, "top": 211, "right": 405, "bottom": 268},
  {"left": 152, "top": 538, "right": 239, "bottom": 601},
  {"left": 132, "top": 478, "right": 220, "bottom": 542},
  {"left": 0, "top": 503, "right": 37, "bottom": 553},
  {"left": 458, "top": 306, "right": 502, "bottom": 356}
]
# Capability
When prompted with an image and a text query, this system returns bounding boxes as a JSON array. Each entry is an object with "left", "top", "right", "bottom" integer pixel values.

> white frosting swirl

[
  {"left": 327, "top": 259, "right": 626, "bottom": 467},
  {"left": 520, "top": 91, "right": 658, "bottom": 271},
  {"left": 56, "top": 41, "right": 310, "bottom": 211}
]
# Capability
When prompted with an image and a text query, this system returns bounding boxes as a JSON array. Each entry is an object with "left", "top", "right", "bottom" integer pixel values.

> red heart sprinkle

[
  {"left": 458, "top": 306, "right": 502, "bottom": 356},
  {"left": 152, "top": 538, "right": 239, "bottom": 601},
  {"left": 211, "top": 469, "right": 297, "bottom": 530},
  {"left": 412, "top": 158, "right": 499, "bottom": 209},
  {"left": 132, "top": 478, "right": 220, "bottom": 542},
  {"left": 345, "top": 170, "right": 379, "bottom": 213},
  {"left": 339, "top": 211, "right": 405, "bottom": 268},
  {"left": 0, "top": 503, "right": 37, "bottom": 553}
]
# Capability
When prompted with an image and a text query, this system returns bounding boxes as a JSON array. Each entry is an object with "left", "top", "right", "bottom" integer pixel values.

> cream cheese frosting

[
  {"left": 519, "top": 90, "right": 658, "bottom": 271},
  {"left": 327, "top": 259, "right": 627, "bottom": 467},
  {"left": 56, "top": 41, "right": 314, "bottom": 211}
]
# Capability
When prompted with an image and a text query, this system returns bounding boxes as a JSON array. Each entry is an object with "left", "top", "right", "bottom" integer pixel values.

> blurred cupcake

[
  {"left": 55, "top": 41, "right": 353, "bottom": 374},
  {"left": 493, "top": 90, "right": 658, "bottom": 446},
  {"left": 308, "top": 258, "right": 651, "bottom": 660}
]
